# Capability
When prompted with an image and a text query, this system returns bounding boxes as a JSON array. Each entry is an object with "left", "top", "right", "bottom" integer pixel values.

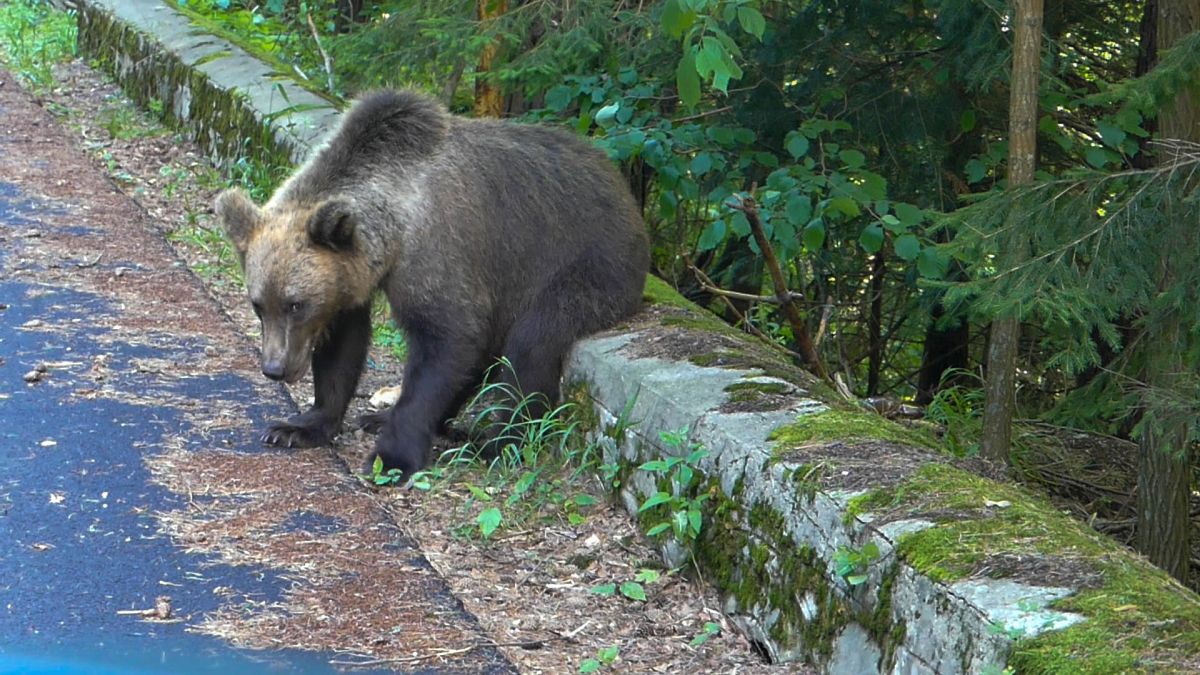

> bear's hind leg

[
  {"left": 474, "top": 296, "right": 585, "bottom": 458},
  {"left": 261, "top": 304, "right": 370, "bottom": 448}
]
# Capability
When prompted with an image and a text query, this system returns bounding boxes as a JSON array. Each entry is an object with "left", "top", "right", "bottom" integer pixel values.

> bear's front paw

[
  {"left": 363, "top": 425, "right": 429, "bottom": 479},
  {"left": 260, "top": 412, "right": 337, "bottom": 448}
]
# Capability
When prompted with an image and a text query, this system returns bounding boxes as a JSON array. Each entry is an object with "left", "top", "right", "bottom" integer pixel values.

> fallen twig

[{"left": 328, "top": 637, "right": 564, "bottom": 667}]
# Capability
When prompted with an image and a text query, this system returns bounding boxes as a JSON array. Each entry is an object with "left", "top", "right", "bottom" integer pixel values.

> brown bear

[{"left": 214, "top": 90, "right": 649, "bottom": 475}]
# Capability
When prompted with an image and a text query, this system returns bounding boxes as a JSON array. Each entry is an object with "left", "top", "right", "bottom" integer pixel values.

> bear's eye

[{"left": 287, "top": 301, "right": 304, "bottom": 315}]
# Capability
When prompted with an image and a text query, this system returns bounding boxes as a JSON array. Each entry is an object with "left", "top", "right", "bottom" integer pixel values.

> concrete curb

[
  {"left": 75, "top": 0, "right": 339, "bottom": 167},
  {"left": 71, "top": 2, "right": 1200, "bottom": 673}
]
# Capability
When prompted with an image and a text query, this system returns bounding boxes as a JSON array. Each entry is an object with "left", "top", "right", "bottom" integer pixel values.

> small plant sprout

[
  {"left": 590, "top": 568, "right": 660, "bottom": 602},
  {"left": 579, "top": 645, "right": 619, "bottom": 672},
  {"left": 368, "top": 455, "right": 406, "bottom": 487},
  {"left": 833, "top": 541, "right": 881, "bottom": 586},
  {"left": 636, "top": 427, "right": 710, "bottom": 542},
  {"left": 477, "top": 506, "right": 502, "bottom": 539},
  {"left": 689, "top": 621, "right": 722, "bottom": 647}
]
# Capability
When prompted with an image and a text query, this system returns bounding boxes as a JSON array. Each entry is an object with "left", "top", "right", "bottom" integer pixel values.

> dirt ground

[{"left": 19, "top": 58, "right": 795, "bottom": 673}]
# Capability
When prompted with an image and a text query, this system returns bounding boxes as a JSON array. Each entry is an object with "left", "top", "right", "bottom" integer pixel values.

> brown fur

[{"left": 216, "top": 90, "right": 649, "bottom": 474}]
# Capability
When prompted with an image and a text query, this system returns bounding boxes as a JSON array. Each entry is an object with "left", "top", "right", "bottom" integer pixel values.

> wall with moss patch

[{"left": 569, "top": 290, "right": 1200, "bottom": 673}]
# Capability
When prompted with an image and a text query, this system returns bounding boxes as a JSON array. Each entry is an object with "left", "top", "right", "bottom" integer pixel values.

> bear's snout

[{"left": 262, "top": 359, "right": 286, "bottom": 381}]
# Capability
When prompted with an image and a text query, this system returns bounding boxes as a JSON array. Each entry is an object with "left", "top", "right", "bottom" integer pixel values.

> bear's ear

[
  {"left": 307, "top": 197, "right": 357, "bottom": 251},
  {"left": 214, "top": 189, "right": 261, "bottom": 259}
]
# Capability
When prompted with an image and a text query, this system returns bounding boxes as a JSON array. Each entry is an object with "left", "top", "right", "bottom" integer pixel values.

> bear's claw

[
  {"left": 356, "top": 411, "right": 388, "bottom": 434},
  {"left": 260, "top": 415, "right": 335, "bottom": 448}
]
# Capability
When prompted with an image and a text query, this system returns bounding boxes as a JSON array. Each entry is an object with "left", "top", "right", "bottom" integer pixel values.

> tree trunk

[
  {"left": 980, "top": 0, "right": 1042, "bottom": 463},
  {"left": 1135, "top": 0, "right": 1196, "bottom": 585},
  {"left": 474, "top": 0, "right": 508, "bottom": 118},
  {"left": 1136, "top": 319, "right": 1192, "bottom": 582},
  {"left": 866, "top": 248, "right": 886, "bottom": 396}
]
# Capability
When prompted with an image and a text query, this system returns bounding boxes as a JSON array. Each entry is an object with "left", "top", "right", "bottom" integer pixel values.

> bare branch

[
  {"left": 306, "top": 14, "right": 335, "bottom": 93},
  {"left": 727, "top": 191, "right": 828, "bottom": 380}
]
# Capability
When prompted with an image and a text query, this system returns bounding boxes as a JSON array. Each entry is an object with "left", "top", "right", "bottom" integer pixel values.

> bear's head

[{"left": 214, "top": 189, "right": 371, "bottom": 383}]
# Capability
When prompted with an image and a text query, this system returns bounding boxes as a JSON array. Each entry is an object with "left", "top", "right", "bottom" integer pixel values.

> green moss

[
  {"left": 850, "top": 463, "right": 1200, "bottom": 673},
  {"left": 660, "top": 312, "right": 745, "bottom": 338},
  {"left": 724, "top": 379, "right": 793, "bottom": 405},
  {"left": 781, "top": 464, "right": 822, "bottom": 502},
  {"left": 642, "top": 275, "right": 702, "bottom": 311},
  {"left": 858, "top": 565, "right": 904, "bottom": 670},
  {"left": 1009, "top": 558, "right": 1200, "bottom": 674},
  {"left": 770, "top": 409, "right": 940, "bottom": 452}
]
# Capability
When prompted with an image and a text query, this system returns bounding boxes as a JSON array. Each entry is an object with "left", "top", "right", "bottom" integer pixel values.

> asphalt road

[{"left": 0, "top": 72, "right": 511, "bottom": 674}]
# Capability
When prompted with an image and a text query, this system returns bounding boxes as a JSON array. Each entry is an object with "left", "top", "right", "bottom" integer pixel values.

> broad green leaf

[
  {"left": 803, "top": 219, "right": 826, "bottom": 250},
  {"left": 712, "top": 71, "right": 731, "bottom": 93},
  {"left": 690, "top": 152, "right": 713, "bottom": 176},
  {"left": 544, "top": 85, "right": 573, "bottom": 112},
  {"left": 861, "top": 172, "right": 887, "bottom": 200},
  {"left": 676, "top": 51, "right": 701, "bottom": 108},
  {"left": 767, "top": 168, "right": 797, "bottom": 191},
  {"left": 646, "top": 522, "right": 672, "bottom": 536},
  {"left": 786, "top": 132, "right": 809, "bottom": 159},
  {"left": 635, "top": 569, "right": 661, "bottom": 583},
  {"left": 620, "top": 581, "right": 647, "bottom": 601},
  {"left": 729, "top": 211, "right": 751, "bottom": 237},
  {"left": 595, "top": 102, "right": 619, "bottom": 128},
  {"left": 573, "top": 494, "right": 598, "bottom": 507},
  {"left": 893, "top": 233, "right": 921, "bottom": 261},
  {"left": 696, "top": 219, "right": 726, "bottom": 251},
  {"left": 660, "top": 0, "right": 696, "bottom": 38},
  {"left": 828, "top": 196, "right": 861, "bottom": 218},
  {"left": 598, "top": 646, "right": 620, "bottom": 663},
  {"left": 917, "top": 247, "right": 947, "bottom": 279},
  {"left": 477, "top": 507, "right": 502, "bottom": 538},
  {"left": 846, "top": 573, "right": 868, "bottom": 586},
  {"left": 638, "top": 491, "right": 673, "bottom": 512},
  {"left": 1098, "top": 120, "right": 1126, "bottom": 148},
  {"left": 960, "top": 109, "right": 976, "bottom": 132},
  {"left": 859, "top": 223, "right": 884, "bottom": 254},
  {"left": 687, "top": 507, "right": 703, "bottom": 535},
  {"left": 590, "top": 583, "right": 617, "bottom": 596},
  {"left": 1085, "top": 146, "right": 1112, "bottom": 169},
  {"left": 839, "top": 149, "right": 866, "bottom": 169},
  {"left": 785, "top": 193, "right": 812, "bottom": 225},
  {"left": 965, "top": 159, "right": 987, "bottom": 184},
  {"left": 579, "top": 659, "right": 601, "bottom": 673},
  {"left": 707, "top": 126, "right": 735, "bottom": 146},
  {"left": 658, "top": 190, "right": 678, "bottom": 219},
  {"left": 893, "top": 202, "right": 923, "bottom": 227},
  {"left": 697, "top": 37, "right": 724, "bottom": 78},
  {"left": 736, "top": 6, "right": 766, "bottom": 39}
]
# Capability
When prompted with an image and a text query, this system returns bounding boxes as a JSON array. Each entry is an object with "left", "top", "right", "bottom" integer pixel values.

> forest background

[{"left": 100, "top": 0, "right": 1200, "bottom": 587}]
